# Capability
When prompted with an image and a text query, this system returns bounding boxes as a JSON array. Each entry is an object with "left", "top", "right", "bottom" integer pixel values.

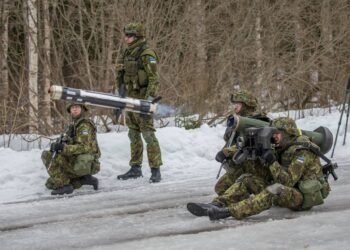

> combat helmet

[
  {"left": 66, "top": 102, "right": 88, "bottom": 113},
  {"left": 123, "top": 22, "right": 145, "bottom": 37},
  {"left": 230, "top": 90, "right": 258, "bottom": 109},
  {"left": 271, "top": 117, "right": 300, "bottom": 136}
]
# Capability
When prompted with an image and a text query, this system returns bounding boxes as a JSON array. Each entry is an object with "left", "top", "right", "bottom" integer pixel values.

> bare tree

[
  {"left": 25, "top": 0, "right": 39, "bottom": 133},
  {"left": 41, "top": 0, "right": 52, "bottom": 131},
  {"left": 0, "top": 0, "right": 9, "bottom": 104}
]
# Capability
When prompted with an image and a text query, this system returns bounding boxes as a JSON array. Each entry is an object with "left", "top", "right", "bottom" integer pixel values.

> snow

[{"left": 0, "top": 108, "right": 350, "bottom": 250}]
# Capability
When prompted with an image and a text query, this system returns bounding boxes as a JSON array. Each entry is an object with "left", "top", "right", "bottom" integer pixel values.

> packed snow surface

[{"left": 0, "top": 108, "right": 349, "bottom": 250}]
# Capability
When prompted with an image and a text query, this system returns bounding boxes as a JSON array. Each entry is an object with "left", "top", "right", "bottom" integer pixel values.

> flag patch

[
  {"left": 297, "top": 155, "right": 305, "bottom": 163},
  {"left": 149, "top": 57, "right": 156, "bottom": 63},
  {"left": 81, "top": 130, "right": 89, "bottom": 135}
]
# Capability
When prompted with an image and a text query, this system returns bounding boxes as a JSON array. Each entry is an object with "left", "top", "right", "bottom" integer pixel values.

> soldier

[
  {"left": 115, "top": 22, "right": 162, "bottom": 183},
  {"left": 41, "top": 103, "right": 101, "bottom": 195},
  {"left": 207, "top": 117, "right": 331, "bottom": 220},
  {"left": 215, "top": 90, "right": 271, "bottom": 195},
  {"left": 187, "top": 90, "right": 273, "bottom": 216}
]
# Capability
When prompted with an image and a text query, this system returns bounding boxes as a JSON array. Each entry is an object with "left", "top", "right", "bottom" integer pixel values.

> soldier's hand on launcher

[
  {"left": 50, "top": 142, "right": 64, "bottom": 153},
  {"left": 215, "top": 150, "right": 227, "bottom": 163},
  {"left": 261, "top": 149, "right": 276, "bottom": 165}
]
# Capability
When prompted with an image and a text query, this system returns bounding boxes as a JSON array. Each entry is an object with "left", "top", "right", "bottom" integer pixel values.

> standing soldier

[
  {"left": 207, "top": 117, "right": 331, "bottom": 220},
  {"left": 187, "top": 90, "right": 272, "bottom": 216},
  {"left": 41, "top": 103, "right": 101, "bottom": 195},
  {"left": 115, "top": 22, "right": 162, "bottom": 183}
]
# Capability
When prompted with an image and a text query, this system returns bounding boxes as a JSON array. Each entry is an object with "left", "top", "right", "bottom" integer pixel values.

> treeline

[{"left": 0, "top": 0, "right": 350, "bottom": 135}]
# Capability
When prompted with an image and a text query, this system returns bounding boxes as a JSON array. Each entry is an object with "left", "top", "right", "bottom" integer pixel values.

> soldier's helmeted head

[
  {"left": 66, "top": 103, "right": 88, "bottom": 118},
  {"left": 230, "top": 90, "right": 258, "bottom": 115},
  {"left": 271, "top": 117, "right": 299, "bottom": 145},
  {"left": 272, "top": 117, "right": 298, "bottom": 135},
  {"left": 123, "top": 22, "right": 145, "bottom": 38}
]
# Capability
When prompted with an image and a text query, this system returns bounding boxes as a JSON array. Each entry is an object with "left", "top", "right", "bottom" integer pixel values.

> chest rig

[{"left": 123, "top": 42, "right": 149, "bottom": 93}]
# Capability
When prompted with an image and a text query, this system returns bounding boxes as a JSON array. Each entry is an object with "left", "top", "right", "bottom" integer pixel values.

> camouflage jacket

[
  {"left": 269, "top": 135, "right": 323, "bottom": 187},
  {"left": 62, "top": 117, "right": 101, "bottom": 158},
  {"left": 116, "top": 38, "right": 159, "bottom": 99}
]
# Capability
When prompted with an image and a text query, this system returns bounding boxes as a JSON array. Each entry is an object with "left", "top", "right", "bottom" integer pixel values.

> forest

[{"left": 0, "top": 0, "right": 349, "bottom": 135}]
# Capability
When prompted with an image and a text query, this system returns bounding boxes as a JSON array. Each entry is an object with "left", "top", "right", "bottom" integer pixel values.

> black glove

[
  {"left": 261, "top": 150, "right": 276, "bottom": 165},
  {"left": 215, "top": 150, "right": 227, "bottom": 163},
  {"left": 50, "top": 142, "right": 64, "bottom": 152}
]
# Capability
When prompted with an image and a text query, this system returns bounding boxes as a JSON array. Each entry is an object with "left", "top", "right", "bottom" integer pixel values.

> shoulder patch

[
  {"left": 148, "top": 57, "right": 156, "bottom": 64},
  {"left": 81, "top": 130, "right": 89, "bottom": 135},
  {"left": 297, "top": 155, "right": 305, "bottom": 164}
]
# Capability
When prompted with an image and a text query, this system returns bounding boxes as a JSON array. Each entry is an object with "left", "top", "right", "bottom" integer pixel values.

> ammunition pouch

[
  {"left": 73, "top": 154, "right": 95, "bottom": 176},
  {"left": 124, "top": 60, "right": 139, "bottom": 76},
  {"left": 137, "top": 69, "right": 148, "bottom": 87},
  {"left": 298, "top": 179, "right": 324, "bottom": 209}
]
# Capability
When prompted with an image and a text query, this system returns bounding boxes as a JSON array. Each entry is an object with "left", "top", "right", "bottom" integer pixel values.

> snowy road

[
  {"left": 0, "top": 159, "right": 349, "bottom": 250},
  {"left": 1, "top": 110, "right": 350, "bottom": 250}
]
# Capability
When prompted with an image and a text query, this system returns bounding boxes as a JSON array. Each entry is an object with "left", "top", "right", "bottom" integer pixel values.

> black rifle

[
  {"left": 48, "top": 127, "right": 70, "bottom": 171},
  {"left": 216, "top": 116, "right": 239, "bottom": 179},
  {"left": 114, "top": 70, "right": 126, "bottom": 122}
]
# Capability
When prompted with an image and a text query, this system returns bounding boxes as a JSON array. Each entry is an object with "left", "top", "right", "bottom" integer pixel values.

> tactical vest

[
  {"left": 123, "top": 41, "right": 157, "bottom": 98},
  {"left": 68, "top": 117, "right": 101, "bottom": 157}
]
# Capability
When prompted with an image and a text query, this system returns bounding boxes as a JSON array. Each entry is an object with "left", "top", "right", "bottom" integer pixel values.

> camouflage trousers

[
  {"left": 214, "top": 159, "right": 271, "bottom": 196},
  {"left": 213, "top": 174, "right": 270, "bottom": 206},
  {"left": 227, "top": 184, "right": 304, "bottom": 219},
  {"left": 41, "top": 150, "right": 100, "bottom": 189},
  {"left": 126, "top": 112, "right": 162, "bottom": 168}
]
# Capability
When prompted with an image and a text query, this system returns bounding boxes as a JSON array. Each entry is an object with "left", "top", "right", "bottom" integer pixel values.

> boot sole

[
  {"left": 117, "top": 175, "right": 143, "bottom": 180},
  {"left": 187, "top": 203, "right": 209, "bottom": 217},
  {"left": 51, "top": 190, "right": 74, "bottom": 195},
  {"left": 149, "top": 177, "right": 161, "bottom": 183}
]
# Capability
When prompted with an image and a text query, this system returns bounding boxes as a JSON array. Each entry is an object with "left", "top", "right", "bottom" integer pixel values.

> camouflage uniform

[
  {"left": 41, "top": 104, "right": 101, "bottom": 190},
  {"left": 214, "top": 90, "right": 271, "bottom": 197},
  {"left": 220, "top": 117, "right": 330, "bottom": 220},
  {"left": 116, "top": 23, "right": 162, "bottom": 170}
]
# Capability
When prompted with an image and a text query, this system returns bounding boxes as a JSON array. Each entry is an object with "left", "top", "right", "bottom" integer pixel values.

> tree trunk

[
  {"left": 26, "top": 0, "right": 39, "bottom": 133},
  {"left": 41, "top": 0, "right": 52, "bottom": 131},
  {"left": 190, "top": 0, "right": 209, "bottom": 114},
  {"left": 0, "top": 0, "right": 9, "bottom": 104},
  {"left": 255, "top": 13, "right": 263, "bottom": 87}
]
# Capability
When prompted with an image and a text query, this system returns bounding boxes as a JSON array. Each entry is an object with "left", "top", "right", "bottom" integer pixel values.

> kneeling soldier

[{"left": 41, "top": 103, "right": 101, "bottom": 195}]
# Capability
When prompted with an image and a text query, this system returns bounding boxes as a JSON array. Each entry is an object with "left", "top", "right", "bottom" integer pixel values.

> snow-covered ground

[{"left": 0, "top": 108, "right": 349, "bottom": 250}]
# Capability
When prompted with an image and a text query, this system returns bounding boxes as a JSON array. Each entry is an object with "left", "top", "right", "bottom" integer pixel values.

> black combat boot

[
  {"left": 208, "top": 206, "right": 231, "bottom": 220},
  {"left": 149, "top": 168, "right": 161, "bottom": 183},
  {"left": 51, "top": 184, "right": 74, "bottom": 195},
  {"left": 79, "top": 175, "right": 99, "bottom": 190},
  {"left": 117, "top": 165, "right": 143, "bottom": 180},
  {"left": 187, "top": 202, "right": 221, "bottom": 217}
]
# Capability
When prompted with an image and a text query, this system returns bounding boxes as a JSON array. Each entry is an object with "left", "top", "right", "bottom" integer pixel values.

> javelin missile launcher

[
  {"left": 49, "top": 85, "right": 159, "bottom": 116},
  {"left": 228, "top": 114, "right": 333, "bottom": 154}
]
